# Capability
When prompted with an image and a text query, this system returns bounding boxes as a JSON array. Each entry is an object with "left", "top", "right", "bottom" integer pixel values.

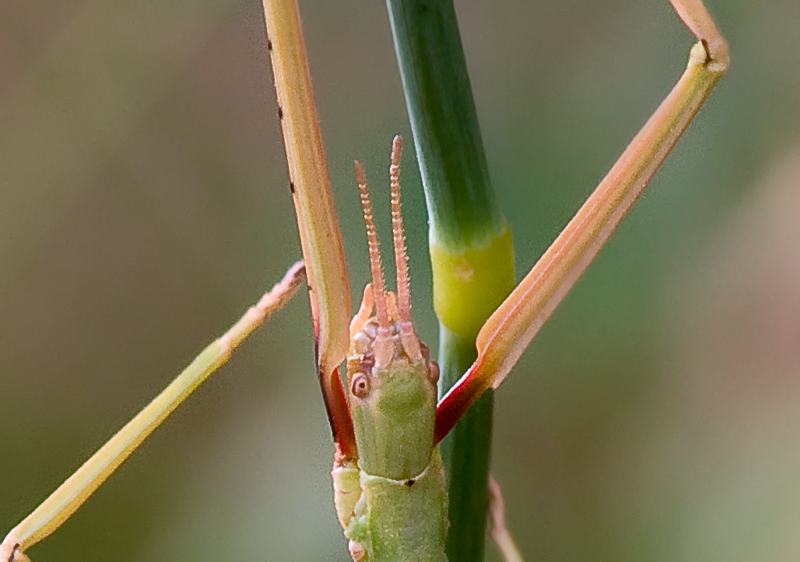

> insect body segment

[
  {"left": 333, "top": 137, "right": 447, "bottom": 561},
  {"left": 347, "top": 297, "right": 439, "bottom": 480}
]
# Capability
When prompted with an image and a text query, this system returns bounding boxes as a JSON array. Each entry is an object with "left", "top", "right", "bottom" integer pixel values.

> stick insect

[{"left": 1, "top": 0, "right": 728, "bottom": 560}]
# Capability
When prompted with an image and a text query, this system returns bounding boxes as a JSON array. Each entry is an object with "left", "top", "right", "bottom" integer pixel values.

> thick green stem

[
  {"left": 438, "top": 327, "right": 494, "bottom": 562},
  {"left": 385, "top": 0, "right": 504, "bottom": 250},
  {"left": 386, "top": 1, "right": 515, "bottom": 560}
]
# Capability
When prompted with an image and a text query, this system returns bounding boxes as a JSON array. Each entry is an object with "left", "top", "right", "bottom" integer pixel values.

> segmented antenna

[
  {"left": 355, "top": 160, "right": 393, "bottom": 368},
  {"left": 389, "top": 136, "right": 422, "bottom": 361}
]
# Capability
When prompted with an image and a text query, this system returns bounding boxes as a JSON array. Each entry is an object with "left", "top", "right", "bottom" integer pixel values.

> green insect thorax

[{"left": 346, "top": 313, "right": 439, "bottom": 480}]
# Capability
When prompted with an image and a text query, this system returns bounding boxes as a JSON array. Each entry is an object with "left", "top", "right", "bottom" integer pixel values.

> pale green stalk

[{"left": 0, "top": 263, "right": 305, "bottom": 562}]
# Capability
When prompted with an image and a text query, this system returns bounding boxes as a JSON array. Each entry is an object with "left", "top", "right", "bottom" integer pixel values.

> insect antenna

[
  {"left": 389, "top": 136, "right": 422, "bottom": 361},
  {"left": 355, "top": 160, "right": 394, "bottom": 368}
]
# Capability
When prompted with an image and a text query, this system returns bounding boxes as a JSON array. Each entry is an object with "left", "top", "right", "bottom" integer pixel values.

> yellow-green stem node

[{"left": 430, "top": 224, "right": 515, "bottom": 341}]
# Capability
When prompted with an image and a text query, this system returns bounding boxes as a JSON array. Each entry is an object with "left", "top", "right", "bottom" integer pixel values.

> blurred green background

[{"left": 2, "top": 1, "right": 800, "bottom": 560}]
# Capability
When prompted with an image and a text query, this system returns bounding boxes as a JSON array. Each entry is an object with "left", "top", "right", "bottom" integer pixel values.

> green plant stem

[
  {"left": 438, "top": 326, "right": 494, "bottom": 562},
  {"left": 385, "top": 0, "right": 504, "bottom": 249},
  {"left": 386, "top": 1, "right": 515, "bottom": 560}
]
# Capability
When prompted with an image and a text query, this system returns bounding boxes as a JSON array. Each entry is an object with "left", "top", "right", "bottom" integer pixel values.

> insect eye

[{"left": 351, "top": 373, "right": 370, "bottom": 399}]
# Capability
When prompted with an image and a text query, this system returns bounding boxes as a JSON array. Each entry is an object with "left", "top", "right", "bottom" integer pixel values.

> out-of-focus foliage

[{"left": 1, "top": 1, "right": 798, "bottom": 561}]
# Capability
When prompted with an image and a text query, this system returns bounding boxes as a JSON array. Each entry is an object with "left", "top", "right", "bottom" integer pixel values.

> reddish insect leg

[
  {"left": 435, "top": 0, "right": 729, "bottom": 442},
  {"left": 262, "top": 0, "right": 356, "bottom": 460}
]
